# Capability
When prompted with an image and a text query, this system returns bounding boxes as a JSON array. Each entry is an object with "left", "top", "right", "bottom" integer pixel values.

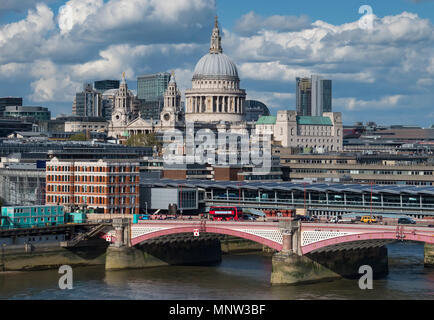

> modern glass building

[
  {"left": 72, "top": 83, "right": 102, "bottom": 117},
  {"left": 0, "top": 97, "right": 22, "bottom": 117},
  {"left": 94, "top": 80, "right": 120, "bottom": 93},
  {"left": 297, "top": 76, "right": 332, "bottom": 116},
  {"left": 311, "top": 75, "right": 332, "bottom": 116},
  {"left": 296, "top": 77, "right": 312, "bottom": 116},
  {"left": 137, "top": 73, "right": 170, "bottom": 119},
  {"left": 137, "top": 73, "right": 170, "bottom": 101},
  {"left": 4, "top": 106, "right": 51, "bottom": 121}
]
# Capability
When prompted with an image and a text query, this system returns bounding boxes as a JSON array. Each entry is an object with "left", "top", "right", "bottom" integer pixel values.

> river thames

[{"left": 0, "top": 242, "right": 433, "bottom": 300}]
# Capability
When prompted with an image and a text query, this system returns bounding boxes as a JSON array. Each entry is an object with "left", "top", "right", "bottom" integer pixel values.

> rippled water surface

[{"left": 0, "top": 242, "right": 433, "bottom": 299}]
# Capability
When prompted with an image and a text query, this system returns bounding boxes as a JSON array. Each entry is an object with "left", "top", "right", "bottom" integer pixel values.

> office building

[
  {"left": 64, "top": 116, "right": 108, "bottom": 132},
  {"left": 137, "top": 73, "right": 170, "bottom": 120},
  {"left": 94, "top": 80, "right": 120, "bottom": 93},
  {"left": 311, "top": 75, "right": 332, "bottom": 116},
  {"left": 137, "top": 72, "right": 171, "bottom": 102},
  {"left": 0, "top": 97, "right": 22, "bottom": 117},
  {"left": 256, "top": 111, "right": 343, "bottom": 152},
  {"left": 46, "top": 158, "right": 140, "bottom": 214},
  {"left": 72, "top": 83, "right": 102, "bottom": 117},
  {"left": 4, "top": 106, "right": 51, "bottom": 121},
  {"left": 296, "top": 75, "right": 332, "bottom": 116},
  {"left": 296, "top": 77, "right": 312, "bottom": 116}
]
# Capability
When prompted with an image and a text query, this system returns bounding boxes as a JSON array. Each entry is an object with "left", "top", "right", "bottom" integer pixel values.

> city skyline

[{"left": 0, "top": 0, "right": 434, "bottom": 126}]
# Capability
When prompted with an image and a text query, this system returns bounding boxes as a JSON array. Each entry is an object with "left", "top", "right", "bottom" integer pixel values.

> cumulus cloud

[
  {"left": 29, "top": 60, "right": 81, "bottom": 102},
  {"left": 0, "top": 1, "right": 433, "bottom": 125},
  {"left": 0, "top": 4, "right": 55, "bottom": 64},
  {"left": 58, "top": 0, "right": 103, "bottom": 34},
  {"left": 234, "top": 11, "right": 311, "bottom": 36}
]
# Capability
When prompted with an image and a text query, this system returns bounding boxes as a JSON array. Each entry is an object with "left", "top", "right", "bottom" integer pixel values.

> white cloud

[
  {"left": 29, "top": 60, "right": 80, "bottom": 102},
  {"left": 334, "top": 95, "right": 405, "bottom": 111},
  {"left": 58, "top": 0, "right": 104, "bottom": 34},
  {"left": 247, "top": 90, "right": 295, "bottom": 111},
  {"left": 0, "top": 4, "right": 54, "bottom": 47},
  {"left": 234, "top": 11, "right": 311, "bottom": 36}
]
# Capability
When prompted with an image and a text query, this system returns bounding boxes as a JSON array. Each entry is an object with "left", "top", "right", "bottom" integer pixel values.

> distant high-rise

[
  {"left": 72, "top": 83, "right": 102, "bottom": 117},
  {"left": 0, "top": 97, "right": 22, "bottom": 117},
  {"left": 296, "top": 77, "right": 312, "bottom": 116},
  {"left": 137, "top": 73, "right": 171, "bottom": 119},
  {"left": 311, "top": 75, "right": 332, "bottom": 116},
  {"left": 94, "top": 80, "right": 120, "bottom": 93},
  {"left": 296, "top": 75, "right": 332, "bottom": 116}
]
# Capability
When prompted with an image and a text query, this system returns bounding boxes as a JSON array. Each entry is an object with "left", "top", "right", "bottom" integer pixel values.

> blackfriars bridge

[{"left": 102, "top": 219, "right": 434, "bottom": 285}]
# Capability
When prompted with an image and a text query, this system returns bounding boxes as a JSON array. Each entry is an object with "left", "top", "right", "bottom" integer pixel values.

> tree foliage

[
  {"left": 69, "top": 132, "right": 88, "bottom": 141},
  {"left": 126, "top": 133, "right": 161, "bottom": 150}
]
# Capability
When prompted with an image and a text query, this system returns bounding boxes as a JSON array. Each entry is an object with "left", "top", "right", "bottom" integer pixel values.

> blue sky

[{"left": 1, "top": 0, "right": 434, "bottom": 126}]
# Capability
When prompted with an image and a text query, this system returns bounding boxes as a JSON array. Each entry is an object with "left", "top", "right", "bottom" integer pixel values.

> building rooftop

[
  {"left": 296, "top": 116, "right": 333, "bottom": 126},
  {"left": 256, "top": 116, "right": 276, "bottom": 125},
  {"left": 141, "top": 178, "right": 434, "bottom": 195}
]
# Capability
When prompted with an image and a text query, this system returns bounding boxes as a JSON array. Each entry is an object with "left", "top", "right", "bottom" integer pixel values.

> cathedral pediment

[{"left": 127, "top": 117, "right": 154, "bottom": 129}]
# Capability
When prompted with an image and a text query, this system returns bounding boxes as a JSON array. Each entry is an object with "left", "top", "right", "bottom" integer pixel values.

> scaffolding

[{"left": 0, "top": 169, "right": 45, "bottom": 206}]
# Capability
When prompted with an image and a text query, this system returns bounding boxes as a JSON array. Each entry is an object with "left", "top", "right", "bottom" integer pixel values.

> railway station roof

[{"left": 141, "top": 179, "right": 434, "bottom": 196}]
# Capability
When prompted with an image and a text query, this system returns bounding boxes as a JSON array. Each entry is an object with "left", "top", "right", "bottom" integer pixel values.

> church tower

[
  {"left": 111, "top": 72, "right": 132, "bottom": 127},
  {"left": 161, "top": 71, "right": 183, "bottom": 127}
]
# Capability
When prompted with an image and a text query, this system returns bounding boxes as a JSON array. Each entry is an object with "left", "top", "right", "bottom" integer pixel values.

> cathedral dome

[{"left": 193, "top": 53, "right": 238, "bottom": 79}]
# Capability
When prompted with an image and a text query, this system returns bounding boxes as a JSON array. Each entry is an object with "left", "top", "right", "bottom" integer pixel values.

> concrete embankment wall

[
  {"left": 0, "top": 240, "right": 108, "bottom": 271},
  {"left": 424, "top": 243, "right": 434, "bottom": 267},
  {"left": 106, "top": 238, "right": 222, "bottom": 270}
]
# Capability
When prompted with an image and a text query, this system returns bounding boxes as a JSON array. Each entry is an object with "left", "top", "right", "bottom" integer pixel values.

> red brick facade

[{"left": 46, "top": 158, "right": 140, "bottom": 214}]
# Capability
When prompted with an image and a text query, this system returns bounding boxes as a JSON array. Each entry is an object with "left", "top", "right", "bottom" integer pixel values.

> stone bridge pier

[
  {"left": 105, "top": 219, "right": 222, "bottom": 270},
  {"left": 271, "top": 221, "right": 389, "bottom": 285}
]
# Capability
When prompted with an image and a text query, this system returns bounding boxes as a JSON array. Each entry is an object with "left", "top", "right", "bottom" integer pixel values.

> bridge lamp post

[
  {"left": 179, "top": 184, "right": 183, "bottom": 219},
  {"left": 370, "top": 182, "right": 373, "bottom": 221}
]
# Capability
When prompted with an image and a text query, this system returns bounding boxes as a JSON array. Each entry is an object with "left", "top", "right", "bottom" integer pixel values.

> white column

[{"left": 200, "top": 96, "right": 203, "bottom": 113}]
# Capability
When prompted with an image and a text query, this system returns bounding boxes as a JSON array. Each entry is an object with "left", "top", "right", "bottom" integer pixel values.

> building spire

[{"left": 210, "top": 15, "right": 222, "bottom": 54}]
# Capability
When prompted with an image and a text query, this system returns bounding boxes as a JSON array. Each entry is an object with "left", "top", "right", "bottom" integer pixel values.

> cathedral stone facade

[
  {"left": 107, "top": 16, "right": 250, "bottom": 140},
  {"left": 185, "top": 17, "right": 246, "bottom": 123}
]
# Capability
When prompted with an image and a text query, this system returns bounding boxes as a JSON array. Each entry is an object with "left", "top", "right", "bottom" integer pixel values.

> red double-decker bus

[{"left": 209, "top": 206, "right": 242, "bottom": 221}]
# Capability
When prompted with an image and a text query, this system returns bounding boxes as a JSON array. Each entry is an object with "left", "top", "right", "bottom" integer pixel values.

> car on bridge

[
  {"left": 360, "top": 216, "right": 377, "bottom": 224},
  {"left": 398, "top": 217, "right": 416, "bottom": 225},
  {"left": 241, "top": 214, "right": 256, "bottom": 221}
]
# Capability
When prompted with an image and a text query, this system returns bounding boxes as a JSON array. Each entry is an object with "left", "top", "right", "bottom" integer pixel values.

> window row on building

[{"left": 46, "top": 174, "right": 137, "bottom": 183}]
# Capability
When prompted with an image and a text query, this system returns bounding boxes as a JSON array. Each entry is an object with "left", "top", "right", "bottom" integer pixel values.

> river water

[{"left": 0, "top": 242, "right": 433, "bottom": 300}]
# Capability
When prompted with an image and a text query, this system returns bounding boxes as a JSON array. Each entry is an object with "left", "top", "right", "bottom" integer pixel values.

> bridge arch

[
  {"left": 301, "top": 231, "right": 434, "bottom": 255},
  {"left": 131, "top": 226, "right": 283, "bottom": 251}
]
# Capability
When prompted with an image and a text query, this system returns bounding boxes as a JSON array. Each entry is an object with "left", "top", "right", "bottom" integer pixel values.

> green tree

[
  {"left": 69, "top": 132, "right": 88, "bottom": 141},
  {"left": 126, "top": 133, "right": 162, "bottom": 150}
]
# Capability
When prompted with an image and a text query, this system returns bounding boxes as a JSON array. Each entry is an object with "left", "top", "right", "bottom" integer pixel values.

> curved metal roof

[{"left": 142, "top": 179, "right": 434, "bottom": 196}]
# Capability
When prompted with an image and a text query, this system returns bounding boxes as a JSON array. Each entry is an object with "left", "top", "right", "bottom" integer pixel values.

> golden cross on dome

[{"left": 171, "top": 70, "right": 175, "bottom": 77}]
